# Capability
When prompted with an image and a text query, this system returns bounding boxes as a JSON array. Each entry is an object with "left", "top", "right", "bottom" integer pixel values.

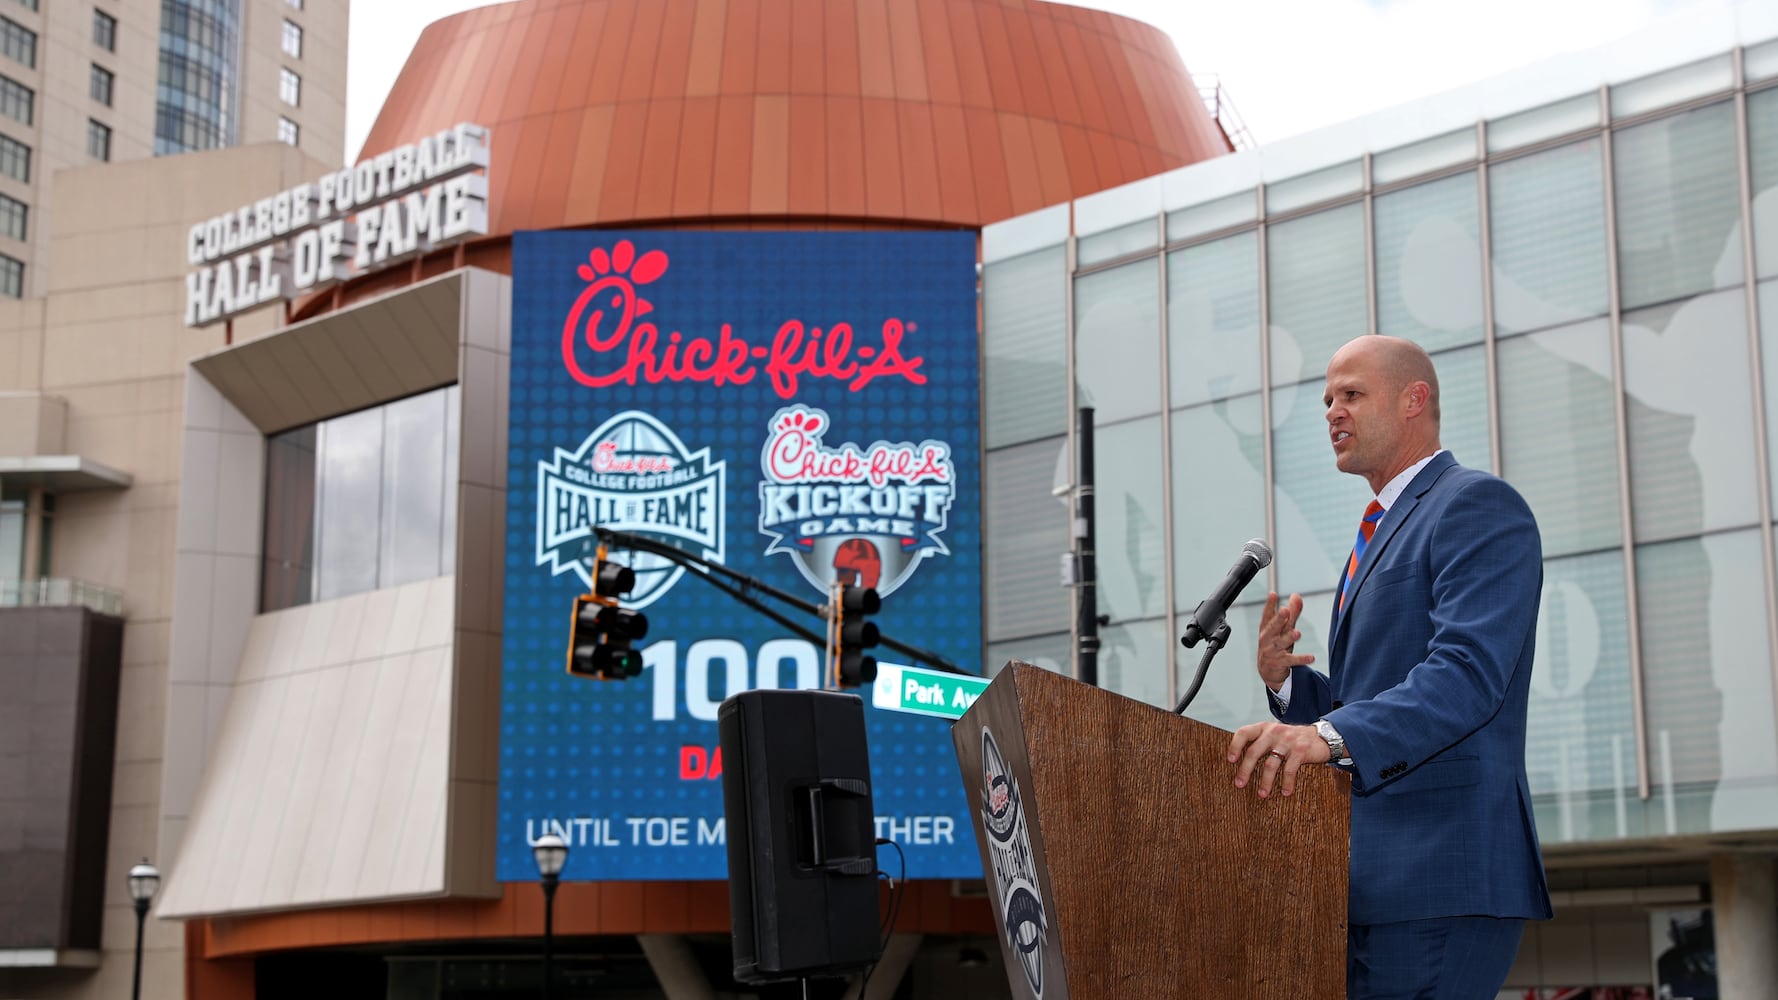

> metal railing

[
  {"left": 0, "top": 578, "right": 125, "bottom": 616},
  {"left": 1195, "top": 74, "right": 1255, "bottom": 151}
]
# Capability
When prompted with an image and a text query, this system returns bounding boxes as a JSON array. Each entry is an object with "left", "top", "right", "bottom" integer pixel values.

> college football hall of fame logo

[
  {"left": 981, "top": 727, "right": 1048, "bottom": 999},
  {"left": 535, "top": 409, "right": 725, "bottom": 608},
  {"left": 756, "top": 404, "right": 956, "bottom": 596}
]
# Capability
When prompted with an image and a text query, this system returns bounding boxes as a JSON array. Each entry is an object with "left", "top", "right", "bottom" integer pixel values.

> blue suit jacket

[{"left": 1272, "top": 452, "right": 1554, "bottom": 925}]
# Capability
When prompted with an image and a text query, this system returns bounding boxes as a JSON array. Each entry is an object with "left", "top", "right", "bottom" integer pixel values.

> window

[
  {"left": 1266, "top": 202, "right": 1368, "bottom": 386},
  {"left": 285, "top": 0, "right": 302, "bottom": 8},
  {"left": 276, "top": 116, "right": 297, "bottom": 146},
  {"left": 92, "top": 9, "right": 115, "bottom": 52},
  {"left": 280, "top": 19, "right": 300, "bottom": 58},
  {"left": 982, "top": 247, "right": 1067, "bottom": 448},
  {"left": 0, "top": 133, "right": 26, "bottom": 182},
  {"left": 1074, "top": 260, "right": 1160, "bottom": 424},
  {"left": 86, "top": 119, "right": 109, "bottom": 161},
  {"left": 261, "top": 385, "right": 461, "bottom": 611},
  {"left": 0, "top": 17, "right": 33, "bottom": 69},
  {"left": 1168, "top": 230, "right": 1261, "bottom": 409},
  {"left": 0, "top": 484, "right": 25, "bottom": 583},
  {"left": 8, "top": 0, "right": 36, "bottom": 13},
  {"left": 1498, "top": 320, "right": 1622, "bottom": 556},
  {"left": 985, "top": 439, "right": 1071, "bottom": 642},
  {"left": 0, "top": 483, "right": 58, "bottom": 598},
  {"left": 279, "top": 67, "right": 299, "bottom": 106},
  {"left": 89, "top": 63, "right": 113, "bottom": 106},
  {"left": 1489, "top": 138, "right": 1609, "bottom": 334},
  {"left": 0, "top": 253, "right": 20, "bottom": 297},
  {"left": 1613, "top": 101, "right": 1742, "bottom": 310},
  {"left": 0, "top": 75, "right": 28, "bottom": 125},
  {"left": 1752, "top": 87, "right": 1778, "bottom": 277},
  {"left": 1373, "top": 171, "right": 1484, "bottom": 351},
  {"left": 0, "top": 192, "right": 23, "bottom": 241}
]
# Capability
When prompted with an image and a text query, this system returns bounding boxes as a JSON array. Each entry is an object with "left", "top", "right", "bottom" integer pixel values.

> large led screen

[{"left": 499, "top": 230, "right": 983, "bottom": 881}]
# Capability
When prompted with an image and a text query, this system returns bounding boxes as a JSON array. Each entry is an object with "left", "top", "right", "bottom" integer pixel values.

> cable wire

[
  {"left": 595, "top": 527, "right": 968, "bottom": 675},
  {"left": 857, "top": 837, "right": 907, "bottom": 999}
]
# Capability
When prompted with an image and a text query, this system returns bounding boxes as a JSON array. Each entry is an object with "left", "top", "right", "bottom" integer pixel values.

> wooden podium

[{"left": 953, "top": 662, "right": 1350, "bottom": 999}]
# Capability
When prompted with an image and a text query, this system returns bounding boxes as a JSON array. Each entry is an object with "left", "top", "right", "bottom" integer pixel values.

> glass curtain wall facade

[
  {"left": 982, "top": 41, "right": 1778, "bottom": 849},
  {"left": 154, "top": 0, "right": 242, "bottom": 155}
]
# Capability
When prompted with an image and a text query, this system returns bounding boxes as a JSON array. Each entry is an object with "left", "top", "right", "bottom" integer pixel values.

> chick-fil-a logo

[
  {"left": 560, "top": 240, "right": 927, "bottom": 399},
  {"left": 763, "top": 408, "right": 952, "bottom": 490}
]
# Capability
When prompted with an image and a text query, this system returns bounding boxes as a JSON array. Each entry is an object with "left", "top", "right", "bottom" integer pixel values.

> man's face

[{"left": 1323, "top": 343, "right": 1409, "bottom": 488}]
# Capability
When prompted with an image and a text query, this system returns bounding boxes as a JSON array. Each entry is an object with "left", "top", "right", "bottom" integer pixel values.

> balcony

[{"left": 0, "top": 577, "right": 124, "bottom": 616}]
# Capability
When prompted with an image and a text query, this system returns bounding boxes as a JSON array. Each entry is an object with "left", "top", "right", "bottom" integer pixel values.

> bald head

[
  {"left": 1323, "top": 335, "right": 1443, "bottom": 493},
  {"left": 1329, "top": 335, "right": 1440, "bottom": 423}
]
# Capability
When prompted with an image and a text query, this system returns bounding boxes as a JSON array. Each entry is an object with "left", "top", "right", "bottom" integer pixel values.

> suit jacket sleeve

[
  {"left": 1268, "top": 666, "right": 1331, "bottom": 724},
  {"left": 1325, "top": 474, "right": 1543, "bottom": 793}
]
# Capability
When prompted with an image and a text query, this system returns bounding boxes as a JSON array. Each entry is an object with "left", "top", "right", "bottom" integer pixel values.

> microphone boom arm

[{"left": 1174, "top": 619, "right": 1232, "bottom": 714}]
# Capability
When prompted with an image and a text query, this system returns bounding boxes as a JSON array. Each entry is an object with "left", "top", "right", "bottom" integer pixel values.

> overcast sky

[{"left": 344, "top": 0, "right": 1728, "bottom": 163}]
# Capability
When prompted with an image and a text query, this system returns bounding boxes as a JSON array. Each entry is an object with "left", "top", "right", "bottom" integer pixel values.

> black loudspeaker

[{"left": 718, "top": 688, "right": 881, "bottom": 984}]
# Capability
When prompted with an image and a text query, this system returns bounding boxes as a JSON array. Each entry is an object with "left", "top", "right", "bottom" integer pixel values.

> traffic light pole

[
  {"left": 593, "top": 528, "right": 968, "bottom": 677},
  {"left": 1076, "top": 407, "right": 1101, "bottom": 687}
]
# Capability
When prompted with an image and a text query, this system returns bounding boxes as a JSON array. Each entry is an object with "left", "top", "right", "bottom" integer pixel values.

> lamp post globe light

[
  {"left": 127, "top": 859, "right": 160, "bottom": 1000},
  {"left": 532, "top": 834, "right": 568, "bottom": 1000}
]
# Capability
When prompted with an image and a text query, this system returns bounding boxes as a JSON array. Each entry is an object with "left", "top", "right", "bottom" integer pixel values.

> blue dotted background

[{"left": 499, "top": 230, "right": 983, "bottom": 882}]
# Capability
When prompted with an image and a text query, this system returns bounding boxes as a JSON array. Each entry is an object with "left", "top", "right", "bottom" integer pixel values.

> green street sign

[{"left": 870, "top": 661, "right": 989, "bottom": 720}]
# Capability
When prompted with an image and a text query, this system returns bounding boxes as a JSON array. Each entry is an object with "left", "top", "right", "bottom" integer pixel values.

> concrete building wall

[
  {"left": 0, "top": 142, "right": 329, "bottom": 999},
  {"left": 0, "top": 0, "right": 347, "bottom": 301},
  {"left": 240, "top": 0, "right": 349, "bottom": 165}
]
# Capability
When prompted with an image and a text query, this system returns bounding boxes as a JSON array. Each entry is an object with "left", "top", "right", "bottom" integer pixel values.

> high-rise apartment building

[{"left": 0, "top": 0, "right": 346, "bottom": 300}]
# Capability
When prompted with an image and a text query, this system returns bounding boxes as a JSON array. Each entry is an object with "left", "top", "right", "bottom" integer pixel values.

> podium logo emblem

[{"left": 980, "top": 727, "right": 1048, "bottom": 999}]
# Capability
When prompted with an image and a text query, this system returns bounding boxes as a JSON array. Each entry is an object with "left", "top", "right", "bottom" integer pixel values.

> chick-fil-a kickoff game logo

[
  {"left": 559, "top": 239, "right": 929, "bottom": 398},
  {"left": 758, "top": 405, "right": 955, "bottom": 598}
]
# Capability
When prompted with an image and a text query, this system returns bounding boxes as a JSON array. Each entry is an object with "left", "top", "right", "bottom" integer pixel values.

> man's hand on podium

[{"left": 1228, "top": 721, "right": 1331, "bottom": 799}]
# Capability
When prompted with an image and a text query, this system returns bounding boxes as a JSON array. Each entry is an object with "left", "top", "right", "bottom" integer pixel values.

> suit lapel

[{"left": 1327, "top": 452, "right": 1458, "bottom": 657}]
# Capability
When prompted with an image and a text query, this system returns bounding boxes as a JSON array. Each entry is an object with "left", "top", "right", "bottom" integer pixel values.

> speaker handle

[{"left": 803, "top": 778, "right": 876, "bottom": 877}]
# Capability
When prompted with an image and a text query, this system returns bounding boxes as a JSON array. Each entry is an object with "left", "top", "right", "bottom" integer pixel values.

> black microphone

[{"left": 1180, "top": 539, "right": 1272, "bottom": 648}]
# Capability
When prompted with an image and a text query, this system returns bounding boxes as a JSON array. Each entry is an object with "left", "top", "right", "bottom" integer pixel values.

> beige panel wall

[
  {"left": 5, "top": 0, "right": 347, "bottom": 301},
  {"left": 161, "top": 269, "right": 510, "bottom": 913},
  {"left": 161, "top": 371, "right": 266, "bottom": 862},
  {"left": 0, "top": 390, "right": 65, "bottom": 454},
  {"left": 240, "top": 0, "right": 348, "bottom": 166},
  {"left": 156, "top": 575, "right": 462, "bottom": 916},
  {"left": 18, "top": 0, "right": 186, "bottom": 301},
  {"left": 447, "top": 268, "right": 510, "bottom": 894},
  {"left": 0, "top": 296, "right": 44, "bottom": 389},
  {"left": 0, "top": 144, "right": 328, "bottom": 999},
  {"left": 1505, "top": 905, "right": 1661, "bottom": 989}
]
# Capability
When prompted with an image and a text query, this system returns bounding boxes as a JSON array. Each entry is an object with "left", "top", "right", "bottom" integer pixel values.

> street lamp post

[
  {"left": 531, "top": 833, "right": 568, "bottom": 1000},
  {"left": 127, "top": 859, "right": 160, "bottom": 1000}
]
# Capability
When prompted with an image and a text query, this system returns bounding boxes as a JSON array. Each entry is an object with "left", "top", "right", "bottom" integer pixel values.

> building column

[
  {"left": 20, "top": 486, "right": 43, "bottom": 580},
  {"left": 1710, "top": 853, "right": 1778, "bottom": 1000},
  {"left": 637, "top": 934, "right": 714, "bottom": 1000}
]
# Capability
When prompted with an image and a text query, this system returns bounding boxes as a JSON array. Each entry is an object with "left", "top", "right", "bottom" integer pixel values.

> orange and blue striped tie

[{"left": 1339, "top": 500, "right": 1386, "bottom": 611}]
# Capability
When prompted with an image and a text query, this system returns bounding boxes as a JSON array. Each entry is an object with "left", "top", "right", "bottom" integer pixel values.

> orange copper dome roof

[{"left": 360, "top": 0, "right": 1230, "bottom": 233}]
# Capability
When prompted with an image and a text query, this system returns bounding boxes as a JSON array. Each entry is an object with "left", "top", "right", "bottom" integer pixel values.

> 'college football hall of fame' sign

[{"left": 499, "top": 231, "right": 983, "bottom": 881}]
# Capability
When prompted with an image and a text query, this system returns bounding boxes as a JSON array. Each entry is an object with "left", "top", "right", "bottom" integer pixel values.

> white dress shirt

[{"left": 1269, "top": 450, "right": 1446, "bottom": 712}]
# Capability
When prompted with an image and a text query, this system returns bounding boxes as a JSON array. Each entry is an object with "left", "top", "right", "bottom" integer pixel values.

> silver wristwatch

[{"left": 1315, "top": 719, "right": 1348, "bottom": 761}]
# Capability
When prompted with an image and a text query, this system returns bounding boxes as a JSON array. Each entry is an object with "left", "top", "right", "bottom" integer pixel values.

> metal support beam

[
  {"left": 842, "top": 933, "right": 924, "bottom": 1000},
  {"left": 637, "top": 934, "right": 716, "bottom": 1000}
]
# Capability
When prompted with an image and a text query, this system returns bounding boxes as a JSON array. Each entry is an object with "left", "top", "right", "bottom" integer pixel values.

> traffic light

[
  {"left": 825, "top": 582, "right": 880, "bottom": 688},
  {"left": 566, "top": 549, "right": 648, "bottom": 679}
]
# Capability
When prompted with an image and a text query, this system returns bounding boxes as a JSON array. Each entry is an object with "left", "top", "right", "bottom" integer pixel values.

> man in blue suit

[{"left": 1226, "top": 335, "right": 1552, "bottom": 998}]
